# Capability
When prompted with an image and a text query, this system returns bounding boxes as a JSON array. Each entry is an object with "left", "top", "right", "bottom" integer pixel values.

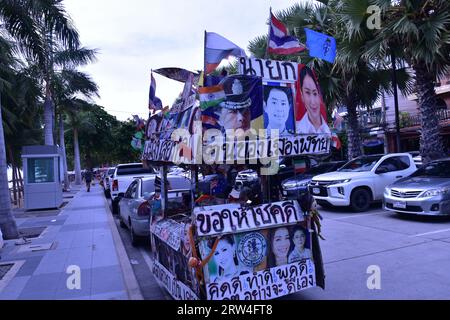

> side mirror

[{"left": 376, "top": 167, "right": 388, "bottom": 174}]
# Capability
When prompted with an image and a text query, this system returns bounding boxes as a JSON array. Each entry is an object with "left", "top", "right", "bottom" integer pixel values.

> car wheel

[
  {"left": 105, "top": 190, "right": 111, "bottom": 199},
  {"left": 350, "top": 188, "right": 371, "bottom": 212},
  {"left": 119, "top": 215, "right": 127, "bottom": 228},
  {"left": 130, "top": 224, "right": 139, "bottom": 247}
]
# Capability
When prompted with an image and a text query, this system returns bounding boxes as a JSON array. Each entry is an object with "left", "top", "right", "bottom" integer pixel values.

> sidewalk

[{"left": 0, "top": 184, "right": 142, "bottom": 300}]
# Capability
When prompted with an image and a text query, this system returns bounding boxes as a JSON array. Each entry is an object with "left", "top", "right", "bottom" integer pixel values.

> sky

[{"left": 64, "top": 0, "right": 304, "bottom": 121}]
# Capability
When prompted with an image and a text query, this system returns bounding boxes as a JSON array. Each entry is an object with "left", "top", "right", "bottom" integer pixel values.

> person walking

[{"left": 85, "top": 168, "right": 93, "bottom": 192}]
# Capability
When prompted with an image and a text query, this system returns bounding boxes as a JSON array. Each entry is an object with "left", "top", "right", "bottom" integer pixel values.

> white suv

[{"left": 309, "top": 153, "right": 417, "bottom": 212}]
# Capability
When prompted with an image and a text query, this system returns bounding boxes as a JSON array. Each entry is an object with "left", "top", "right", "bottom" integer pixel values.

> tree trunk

[
  {"left": 44, "top": 91, "right": 54, "bottom": 145},
  {"left": 0, "top": 94, "right": 19, "bottom": 239},
  {"left": 346, "top": 102, "right": 363, "bottom": 160},
  {"left": 413, "top": 64, "right": 446, "bottom": 164},
  {"left": 73, "top": 127, "right": 82, "bottom": 185},
  {"left": 59, "top": 114, "right": 70, "bottom": 190}
]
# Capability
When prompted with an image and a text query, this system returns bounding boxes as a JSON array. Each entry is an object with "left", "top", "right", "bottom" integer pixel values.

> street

[{"left": 108, "top": 196, "right": 450, "bottom": 300}]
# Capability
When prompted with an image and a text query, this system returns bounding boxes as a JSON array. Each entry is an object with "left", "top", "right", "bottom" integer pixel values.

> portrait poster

[
  {"left": 201, "top": 75, "right": 263, "bottom": 134},
  {"left": 198, "top": 222, "right": 312, "bottom": 284},
  {"left": 146, "top": 112, "right": 163, "bottom": 138},
  {"left": 295, "top": 64, "right": 330, "bottom": 135},
  {"left": 152, "top": 236, "right": 200, "bottom": 298},
  {"left": 263, "top": 84, "right": 295, "bottom": 135}
]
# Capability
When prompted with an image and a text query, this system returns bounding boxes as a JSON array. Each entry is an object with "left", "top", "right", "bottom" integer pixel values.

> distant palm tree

[
  {"left": 341, "top": 0, "right": 450, "bottom": 163},
  {"left": 52, "top": 64, "right": 98, "bottom": 189}
]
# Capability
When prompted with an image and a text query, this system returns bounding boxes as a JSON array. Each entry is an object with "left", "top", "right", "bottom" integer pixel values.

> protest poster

[{"left": 295, "top": 64, "right": 331, "bottom": 135}]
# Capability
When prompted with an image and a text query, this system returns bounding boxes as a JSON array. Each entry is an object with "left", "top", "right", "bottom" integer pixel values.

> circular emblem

[{"left": 237, "top": 232, "right": 267, "bottom": 267}]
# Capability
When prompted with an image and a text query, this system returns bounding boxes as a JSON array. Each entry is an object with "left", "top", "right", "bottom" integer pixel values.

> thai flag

[
  {"left": 268, "top": 10, "right": 306, "bottom": 55},
  {"left": 149, "top": 72, "right": 162, "bottom": 111}
]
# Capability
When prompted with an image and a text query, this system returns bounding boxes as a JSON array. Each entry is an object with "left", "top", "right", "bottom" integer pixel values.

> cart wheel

[
  {"left": 130, "top": 225, "right": 139, "bottom": 247},
  {"left": 119, "top": 216, "right": 126, "bottom": 228}
]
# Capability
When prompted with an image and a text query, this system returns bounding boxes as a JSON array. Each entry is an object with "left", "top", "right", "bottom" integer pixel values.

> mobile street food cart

[{"left": 142, "top": 58, "right": 331, "bottom": 300}]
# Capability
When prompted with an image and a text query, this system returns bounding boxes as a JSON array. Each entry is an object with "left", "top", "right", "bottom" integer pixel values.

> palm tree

[
  {"left": 0, "top": 38, "right": 20, "bottom": 239},
  {"left": 0, "top": 0, "right": 83, "bottom": 237},
  {"left": 0, "top": 0, "right": 81, "bottom": 146},
  {"left": 342, "top": 0, "right": 450, "bottom": 163},
  {"left": 54, "top": 70, "right": 98, "bottom": 188}
]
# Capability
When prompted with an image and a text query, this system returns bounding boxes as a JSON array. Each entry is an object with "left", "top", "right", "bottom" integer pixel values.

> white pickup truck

[
  {"left": 309, "top": 153, "right": 417, "bottom": 212},
  {"left": 111, "top": 163, "right": 156, "bottom": 214}
]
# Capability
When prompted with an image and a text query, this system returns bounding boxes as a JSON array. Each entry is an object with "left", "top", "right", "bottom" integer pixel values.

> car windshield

[
  {"left": 411, "top": 161, "right": 450, "bottom": 178},
  {"left": 338, "top": 156, "right": 383, "bottom": 172},
  {"left": 308, "top": 163, "right": 339, "bottom": 175},
  {"left": 116, "top": 164, "right": 155, "bottom": 176},
  {"left": 107, "top": 168, "right": 115, "bottom": 175}
]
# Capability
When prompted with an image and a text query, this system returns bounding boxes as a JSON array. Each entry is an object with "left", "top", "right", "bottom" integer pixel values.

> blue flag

[{"left": 304, "top": 28, "right": 336, "bottom": 63}]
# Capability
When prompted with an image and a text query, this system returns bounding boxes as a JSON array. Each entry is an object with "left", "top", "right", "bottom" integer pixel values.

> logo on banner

[{"left": 237, "top": 232, "right": 267, "bottom": 267}]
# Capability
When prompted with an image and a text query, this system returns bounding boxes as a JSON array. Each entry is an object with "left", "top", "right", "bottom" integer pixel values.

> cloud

[{"left": 64, "top": 0, "right": 300, "bottom": 120}]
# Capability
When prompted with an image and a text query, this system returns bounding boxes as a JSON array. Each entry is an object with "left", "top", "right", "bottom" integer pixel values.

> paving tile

[
  {"left": 18, "top": 272, "right": 63, "bottom": 300},
  {"left": 92, "top": 246, "right": 118, "bottom": 268},
  {"left": 55, "top": 268, "right": 92, "bottom": 300},
  {"left": 65, "top": 247, "right": 93, "bottom": 270},
  {"left": 33, "top": 249, "right": 70, "bottom": 275},
  {"left": 0, "top": 276, "right": 31, "bottom": 300},
  {"left": 90, "top": 290, "right": 128, "bottom": 300},
  {"left": 15, "top": 256, "right": 43, "bottom": 277},
  {"left": 91, "top": 265, "right": 126, "bottom": 295}
]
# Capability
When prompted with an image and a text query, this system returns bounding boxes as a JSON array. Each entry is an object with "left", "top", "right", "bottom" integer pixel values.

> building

[{"left": 384, "top": 73, "right": 450, "bottom": 153}]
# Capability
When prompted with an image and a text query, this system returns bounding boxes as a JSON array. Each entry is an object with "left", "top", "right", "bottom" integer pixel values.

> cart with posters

[{"left": 142, "top": 58, "right": 330, "bottom": 300}]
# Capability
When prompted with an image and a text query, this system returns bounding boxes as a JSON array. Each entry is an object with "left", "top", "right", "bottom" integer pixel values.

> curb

[{"left": 103, "top": 195, "right": 144, "bottom": 300}]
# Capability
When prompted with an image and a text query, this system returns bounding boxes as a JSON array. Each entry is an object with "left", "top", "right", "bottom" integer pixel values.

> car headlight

[
  {"left": 282, "top": 180, "right": 309, "bottom": 190},
  {"left": 384, "top": 187, "right": 391, "bottom": 196},
  {"left": 330, "top": 179, "right": 352, "bottom": 185},
  {"left": 419, "top": 188, "right": 449, "bottom": 198}
]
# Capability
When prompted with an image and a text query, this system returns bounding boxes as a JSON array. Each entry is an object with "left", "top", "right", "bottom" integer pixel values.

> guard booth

[{"left": 22, "top": 145, "right": 63, "bottom": 210}]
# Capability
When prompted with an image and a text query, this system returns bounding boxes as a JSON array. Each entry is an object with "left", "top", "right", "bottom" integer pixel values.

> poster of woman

[
  {"left": 288, "top": 226, "right": 312, "bottom": 263},
  {"left": 263, "top": 85, "right": 295, "bottom": 135},
  {"left": 295, "top": 65, "right": 331, "bottom": 135}
]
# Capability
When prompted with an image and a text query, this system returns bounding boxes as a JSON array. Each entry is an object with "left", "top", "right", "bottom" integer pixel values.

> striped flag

[
  {"left": 149, "top": 72, "right": 162, "bottom": 110},
  {"left": 204, "top": 32, "right": 246, "bottom": 74},
  {"left": 268, "top": 9, "right": 306, "bottom": 55},
  {"left": 294, "top": 159, "right": 307, "bottom": 174},
  {"left": 198, "top": 85, "right": 226, "bottom": 110}
]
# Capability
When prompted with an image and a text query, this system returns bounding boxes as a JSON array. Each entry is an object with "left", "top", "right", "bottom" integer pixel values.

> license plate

[
  {"left": 393, "top": 201, "right": 406, "bottom": 209},
  {"left": 312, "top": 188, "right": 321, "bottom": 195}
]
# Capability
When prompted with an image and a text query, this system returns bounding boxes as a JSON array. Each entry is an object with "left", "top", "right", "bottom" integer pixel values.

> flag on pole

[
  {"left": 198, "top": 85, "right": 226, "bottom": 110},
  {"left": 204, "top": 32, "right": 246, "bottom": 74},
  {"left": 331, "top": 132, "right": 342, "bottom": 150},
  {"left": 304, "top": 28, "right": 337, "bottom": 63},
  {"left": 268, "top": 9, "right": 306, "bottom": 55},
  {"left": 149, "top": 72, "right": 162, "bottom": 110}
]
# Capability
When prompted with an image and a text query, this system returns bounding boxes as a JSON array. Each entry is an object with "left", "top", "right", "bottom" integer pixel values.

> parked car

[
  {"left": 102, "top": 167, "right": 116, "bottom": 198},
  {"left": 282, "top": 161, "right": 346, "bottom": 200},
  {"left": 111, "top": 163, "right": 156, "bottom": 215},
  {"left": 309, "top": 153, "right": 417, "bottom": 212},
  {"left": 0, "top": 228, "right": 4, "bottom": 249},
  {"left": 118, "top": 175, "right": 191, "bottom": 246},
  {"left": 384, "top": 158, "right": 450, "bottom": 216},
  {"left": 408, "top": 151, "right": 423, "bottom": 167}
]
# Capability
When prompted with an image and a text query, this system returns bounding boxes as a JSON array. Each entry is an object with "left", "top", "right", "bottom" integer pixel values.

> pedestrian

[{"left": 85, "top": 168, "right": 93, "bottom": 192}]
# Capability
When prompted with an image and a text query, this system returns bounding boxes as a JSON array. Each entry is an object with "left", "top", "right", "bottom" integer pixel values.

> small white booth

[{"left": 22, "top": 145, "right": 63, "bottom": 210}]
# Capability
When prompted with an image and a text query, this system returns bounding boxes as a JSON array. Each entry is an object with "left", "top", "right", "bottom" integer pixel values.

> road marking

[{"left": 410, "top": 228, "right": 450, "bottom": 237}]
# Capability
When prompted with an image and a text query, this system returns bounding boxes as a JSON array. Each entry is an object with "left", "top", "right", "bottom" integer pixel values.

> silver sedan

[
  {"left": 118, "top": 175, "right": 191, "bottom": 246},
  {"left": 384, "top": 158, "right": 450, "bottom": 216}
]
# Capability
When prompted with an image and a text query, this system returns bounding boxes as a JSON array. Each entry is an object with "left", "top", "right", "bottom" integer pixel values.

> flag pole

[
  {"left": 203, "top": 30, "right": 207, "bottom": 84},
  {"left": 265, "top": 7, "right": 271, "bottom": 59}
]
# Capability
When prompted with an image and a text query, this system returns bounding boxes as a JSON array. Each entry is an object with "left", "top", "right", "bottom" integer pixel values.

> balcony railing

[{"left": 387, "top": 108, "right": 450, "bottom": 129}]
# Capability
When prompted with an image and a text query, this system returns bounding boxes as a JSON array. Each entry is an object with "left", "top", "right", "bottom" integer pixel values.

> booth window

[{"left": 27, "top": 158, "right": 54, "bottom": 183}]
